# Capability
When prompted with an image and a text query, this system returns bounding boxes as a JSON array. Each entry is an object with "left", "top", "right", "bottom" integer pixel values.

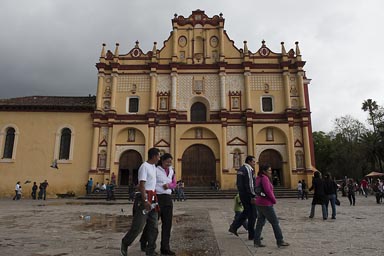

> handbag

[
  {"left": 335, "top": 198, "right": 340, "bottom": 206},
  {"left": 255, "top": 177, "right": 267, "bottom": 198}
]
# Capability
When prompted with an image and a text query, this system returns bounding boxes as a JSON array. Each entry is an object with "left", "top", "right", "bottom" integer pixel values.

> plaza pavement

[{"left": 0, "top": 194, "right": 383, "bottom": 256}]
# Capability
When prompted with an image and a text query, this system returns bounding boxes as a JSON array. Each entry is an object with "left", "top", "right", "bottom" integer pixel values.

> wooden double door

[
  {"left": 181, "top": 144, "right": 216, "bottom": 186},
  {"left": 119, "top": 150, "right": 142, "bottom": 186}
]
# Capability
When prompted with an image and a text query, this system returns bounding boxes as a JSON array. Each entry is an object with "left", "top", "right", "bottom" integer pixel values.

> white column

[
  {"left": 244, "top": 72, "right": 251, "bottom": 110},
  {"left": 90, "top": 126, "right": 100, "bottom": 170},
  {"left": 219, "top": 72, "right": 226, "bottom": 109},
  {"left": 150, "top": 73, "right": 157, "bottom": 111},
  {"left": 302, "top": 126, "right": 312, "bottom": 170},
  {"left": 171, "top": 72, "right": 178, "bottom": 110},
  {"left": 110, "top": 73, "right": 118, "bottom": 111},
  {"left": 96, "top": 73, "right": 105, "bottom": 110},
  {"left": 283, "top": 72, "right": 291, "bottom": 109},
  {"left": 297, "top": 72, "right": 306, "bottom": 109}
]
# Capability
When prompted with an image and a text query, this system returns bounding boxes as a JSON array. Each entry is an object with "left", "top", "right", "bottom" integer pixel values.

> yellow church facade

[{"left": 0, "top": 10, "right": 315, "bottom": 197}]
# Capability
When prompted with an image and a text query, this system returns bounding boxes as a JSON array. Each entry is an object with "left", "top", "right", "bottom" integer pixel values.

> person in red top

[
  {"left": 254, "top": 164, "right": 289, "bottom": 248},
  {"left": 360, "top": 179, "right": 368, "bottom": 197}
]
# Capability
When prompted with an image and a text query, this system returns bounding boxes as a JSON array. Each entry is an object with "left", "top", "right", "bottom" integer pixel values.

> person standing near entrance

[
  {"left": 229, "top": 155, "right": 257, "bottom": 240},
  {"left": 121, "top": 147, "right": 160, "bottom": 256}
]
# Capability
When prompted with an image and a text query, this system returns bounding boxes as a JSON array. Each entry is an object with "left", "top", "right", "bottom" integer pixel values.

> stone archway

[
  {"left": 258, "top": 149, "right": 283, "bottom": 186},
  {"left": 118, "top": 150, "right": 142, "bottom": 186},
  {"left": 181, "top": 144, "right": 216, "bottom": 186}
]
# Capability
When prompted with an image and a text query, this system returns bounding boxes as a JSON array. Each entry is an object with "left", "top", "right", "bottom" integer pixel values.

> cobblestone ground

[{"left": 0, "top": 194, "right": 383, "bottom": 256}]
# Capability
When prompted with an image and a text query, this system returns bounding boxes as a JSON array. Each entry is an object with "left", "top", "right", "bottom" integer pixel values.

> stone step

[{"left": 78, "top": 186, "right": 300, "bottom": 200}]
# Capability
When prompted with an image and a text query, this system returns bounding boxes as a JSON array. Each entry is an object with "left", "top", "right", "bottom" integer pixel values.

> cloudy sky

[{"left": 0, "top": 0, "right": 383, "bottom": 132}]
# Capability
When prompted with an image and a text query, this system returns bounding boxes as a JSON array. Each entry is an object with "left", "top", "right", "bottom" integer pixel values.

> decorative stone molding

[
  {"left": 115, "top": 145, "right": 145, "bottom": 163},
  {"left": 117, "top": 75, "right": 150, "bottom": 92},
  {"left": 250, "top": 74, "right": 283, "bottom": 91}
]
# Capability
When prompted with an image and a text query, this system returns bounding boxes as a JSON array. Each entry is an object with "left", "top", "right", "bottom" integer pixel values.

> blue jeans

[
  {"left": 254, "top": 205, "right": 284, "bottom": 244},
  {"left": 309, "top": 204, "right": 327, "bottom": 219},
  {"left": 326, "top": 194, "right": 336, "bottom": 218}
]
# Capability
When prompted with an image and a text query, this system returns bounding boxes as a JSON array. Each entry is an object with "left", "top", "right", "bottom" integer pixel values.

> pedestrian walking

[
  {"left": 31, "top": 182, "right": 38, "bottom": 200},
  {"left": 297, "top": 180, "right": 303, "bottom": 199},
  {"left": 324, "top": 173, "right": 338, "bottom": 219},
  {"left": 309, "top": 171, "right": 327, "bottom": 220},
  {"left": 120, "top": 148, "right": 161, "bottom": 256},
  {"left": 233, "top": 193, "right": 248, "bottom": 231},
  {"left": 140, "top": 153, "right": 177, "bottom": 255},
  {"left": 12, "top": 181, "right": 20, "bottom": 200},
  {"left": 347, "top": 179, "right": 356, "bottom": 206},
  {"left": 254, "top": 164, "right": 289, "bottom": 248},
  {"left": 229, "top": 155, "right": 257, "bottom": 240},
  {"left": 301, "top": 180, "right": 308, "bottom": 199}
]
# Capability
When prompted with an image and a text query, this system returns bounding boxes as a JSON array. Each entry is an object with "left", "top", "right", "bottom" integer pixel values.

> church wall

[{"left": 0, "top": 111, "right": 93, "bottom": 197}]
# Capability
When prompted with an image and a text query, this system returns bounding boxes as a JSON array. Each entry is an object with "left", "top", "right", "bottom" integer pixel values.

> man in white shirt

[
  {"left": 13, "top": 181, "right": 20, "bottom": 200},
  {"left": 121, "top": 148, "right": 160, "bottom": 256}
]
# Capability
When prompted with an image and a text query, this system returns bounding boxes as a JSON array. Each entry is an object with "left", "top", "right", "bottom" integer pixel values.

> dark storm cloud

[{"left": 0, "top": 0, "right": 383, "bottom": 132}]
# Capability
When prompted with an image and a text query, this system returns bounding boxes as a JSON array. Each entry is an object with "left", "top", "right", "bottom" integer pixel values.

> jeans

[
  {"left": 230, "top": 193, "right": 257, "bottom": 239},
  {"left": 122, "top": 195, "right": 159, "bottom": 255},
  {"left": 254, "top": 205, "right": 284, "bottom": 244},
  {"left": 309, "top": 204, "right": 327, "bottom": 219},
  {"left": 326, "top": 194, "right": 336, "bottom": 218}
]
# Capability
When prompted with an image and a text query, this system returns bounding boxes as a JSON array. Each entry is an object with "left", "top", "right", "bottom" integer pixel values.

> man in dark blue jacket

[{"left": 229, "top": 155, "right": 257, "bottom": 240}]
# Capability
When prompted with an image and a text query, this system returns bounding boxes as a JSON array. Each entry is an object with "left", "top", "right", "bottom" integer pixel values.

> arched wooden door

[
  {"left": 182, "top": 144, "right": 216, "bottom": 186},
  {"left": 258, "top": 149, "right": 283, "bottom": 186},
  {"left": 119, "top": 150, "right": 142, "bottom": 186}
]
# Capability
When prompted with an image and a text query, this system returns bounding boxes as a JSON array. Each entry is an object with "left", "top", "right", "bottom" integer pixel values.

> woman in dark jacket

[
  {"left": 309, "top": 171, "right": 327, "bottom": 220},
  {"left": 323, "top": 173, "right": 338, "bottom": 219}
]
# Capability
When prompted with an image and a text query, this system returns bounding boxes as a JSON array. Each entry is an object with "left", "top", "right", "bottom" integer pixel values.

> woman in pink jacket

[{"left": 254, "top": 164, "right": 289, "bottom": 248}]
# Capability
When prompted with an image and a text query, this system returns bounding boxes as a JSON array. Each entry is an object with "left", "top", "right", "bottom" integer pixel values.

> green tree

[
  {"left": 359, "top": 131, "right": 383, "bottom": 172},
  {"left": 362, "top": 99, "right": 379, "bottom": 131}
]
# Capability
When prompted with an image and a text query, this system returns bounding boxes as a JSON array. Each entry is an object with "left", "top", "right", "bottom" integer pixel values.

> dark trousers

[
  {"left": 230, "top": 193, "right": 257, "bottom": 239},
  {"left": 348, "top": 193, "right": 356, "bottom": 205},
  {"left": 122, "top": 194, "right": 158, "bottom": 255},
  {"left": 13, "top": 190, "right": 18, "bottom": 200},
  {"left": 31, "top": 190, "right": 37, "bottom": 200},
  {"left": 141, "top": 194, "right": 173, "bottom": 251}
]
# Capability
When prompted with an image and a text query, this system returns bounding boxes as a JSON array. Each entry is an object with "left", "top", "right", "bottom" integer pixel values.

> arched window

[
  {"left": 59, "top": 128, "right": 71, "bottom": 160},
  {"left": 295, "top": 150, "right": 304, "bottom": 169},
  {"left": 191, "top": 102, "right": 206, "bottom": 122},
  {"left": 3, "top": 127, "right": 15, "bottom": 159}
]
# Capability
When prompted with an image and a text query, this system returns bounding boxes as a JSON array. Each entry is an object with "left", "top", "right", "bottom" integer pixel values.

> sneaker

[
  {"left": 331, "top": 217, "right": 336, "bottom": 219},
  {"left": 228, "top": 226, "right": 238, "bottom": 236},
  {"left": 277, "top": 241, "right": 290, "bottom": 248},
  {"left": 120, "top": 241, "right": 128, "bottom": 256}
]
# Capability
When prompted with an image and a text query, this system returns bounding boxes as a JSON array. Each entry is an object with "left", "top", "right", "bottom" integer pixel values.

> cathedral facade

[{"left": 0, "top": 10, "right": 315, "bottom": 197}]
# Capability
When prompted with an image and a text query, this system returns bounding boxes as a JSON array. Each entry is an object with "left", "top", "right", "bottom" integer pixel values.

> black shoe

[
  {"left": 228, "top": 227, "right": 238, "bottom": 236},
  {"left": 120, "top": 241, "right": 128, "bottom": 256},
  {"left": 323, "top": 217, "right": 327, "bottom": 220},
  {"left": 331, "top": 217, "right": 336, "bottom": 219},
  {"left": 277, "top": 241, "right": 290, "bottom": 248},
  {"left": 254, "top": 243, "right": 266, "bottom": 248},
  {"left": 140, "top": 242, "right": 147, "bottom": 252},
  {"left": 161, "top": 249, "right": 176, "bottom": 255}
]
